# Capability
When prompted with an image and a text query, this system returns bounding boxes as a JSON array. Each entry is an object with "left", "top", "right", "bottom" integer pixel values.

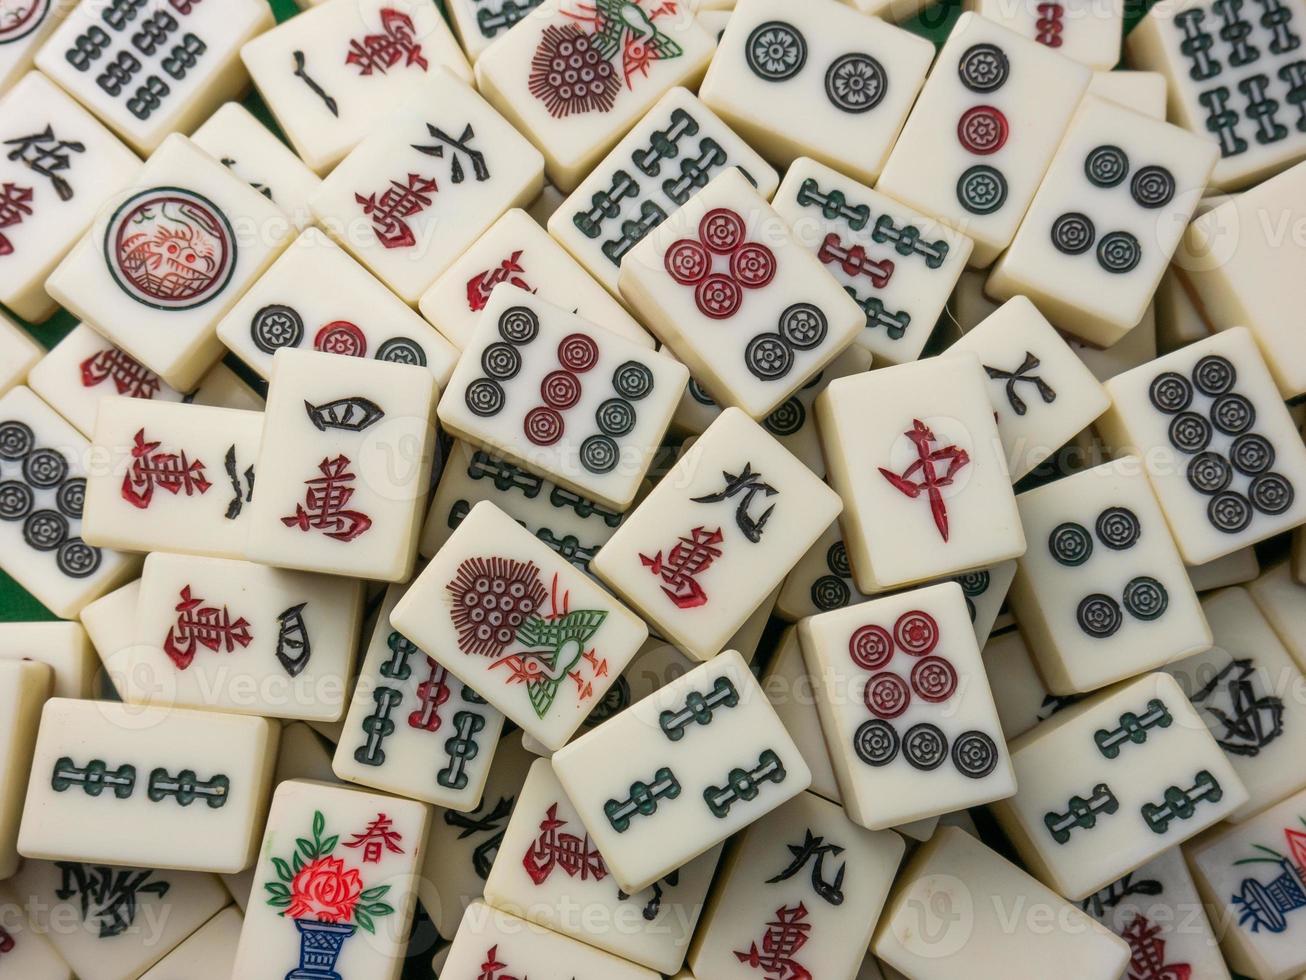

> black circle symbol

[
  {"left": 1149, "top": 372, "right": 1193, "bottom": 413},
  {"left": 828, "top": 541, "right": 852, "bottom": 577},
  {"left": 1051, "top": 212, "right": 1095, "bottom": 255},
  {"left": 957, "top": 166, "right": 1007, "bottom": 215},
  {"left": 956, "top": 570, "right": 990, "bottom": 597},
  {"left": 1085, "top": 145, "right": 1129, "bottom": 187},
  {"left": 580, "top": 435, "right": 619, "bottom": 474},
  {"left": 1211, "top": 393, "right": 1255, "bottom": 436},
  {"left": 1130, "top": 165, "right": 1175, "bottom": 208},
  {"left": 1078, "top": 593, "right": 1123, "bottom": 637},
  {"left": 1193, "top": 355, "right": 1236, "bottom": 396},
  {"left": 1097, "top": 231, "right": 1141, "bottom": 274},
  {"left": 481, "top": 342, "right": 521, "bottom": 381},
  {"left": 0, "top": 421, "right": 33, "bottom": 460},
  {"left": 747, "top": 21, "right": 807, "bottom": 80},
  {"left": 250, "top": 304, "right": 304, "bottom": 354},
  {"left": 612, "top": 361, "right": 654, "bottom": 400},
  {"left": 825, "top": 53, "right": 887, "bottom": 113},
  {"left": 903, "top": 724, "right": 948, "bottom": 771},
  {"left": 596, "top": 398, "right": 636, "bottom": 437},
  {"left": 1123, "top": 576, "right": 1168, "bottom": 620},
  {"left": 1209, "top": 490, "right": 1253, "bottom": 533},
  {"left": 498, "top": 306, "right": 539, "bottom": 344},
  {"left": 778, "top": 303, "right": 827, "bottom": 350},
  {"left": 1249, "top": 473, "right": 1294, "bottom": 515},
  {"left": 1169, "top": 412, "right": 1212, "bottom": 454},
  {"left": 55, "top": 478, "right": 85, "bottom": 519},
  {"left": 465, "top": 379, "right": 505, "bottom": 417},
  {"left": 952, "top": 731, "right": 999, "bottom": 779},
  {"left": 376, "top": 337, "right": 427, "bottom": 366},
  {"left": 958, "top": 43, "right": 1009, "bottom": 92},
  {"left": 1231, "top": 434, "right": 1275, "bottom": 476},
  {"left": 746, "top": 334, "right": 794, "bottom": 380},
  {"left": 0, "top": 482, "right": 33, "bottom": 521},
  {"left": 854, "top": 719, "right": 900, "bottom": 767},
  {"left": 1049, "top": 521, "right": 1093, "bottom": 565},
  {"left": 57, "top": 539, "right": 101, "bottom": 578},
  {"left": 812, "top": 576, "right": 851, "bottom": 611},
  {"left": 687, "top": 378, "right": 714, "bottom": 406},
  {"left": 764, "top": 398, "right": 806, "bottom": 437},
  {"left": 1188, "top": 452, "right": 1233, "bottom": 494},
  {"left": 23, "top": 448, "right": 67, "bottom": 489},
  {"left": 1096, "top": 507, "right": 1141, "bottom": 550},
  {"left": 23, "top": 509, "right": 68, "bottom": 551}
]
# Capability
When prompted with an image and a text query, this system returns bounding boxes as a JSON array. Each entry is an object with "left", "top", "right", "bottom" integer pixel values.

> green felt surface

[{"left": 0, "top": 0, "right": 1154, "bottom": 622}]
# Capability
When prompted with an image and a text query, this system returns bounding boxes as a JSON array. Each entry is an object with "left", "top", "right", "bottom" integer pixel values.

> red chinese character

[
  {"left": 121, "top": 428, "right": 211, "bottom": 510},
  {"left": 878, "top": 419, "right": 970, "bottom": 543},
  {"left": 0, "top": 181, "right": 34, "bottom": 255},
  {"left": 640, "top": 526, "right": 724, "bottom": 609},
  {"left": 522, "top": 803, "right": 608, "bottom": 885},
  {"left": 478, "top": 945, "right": 523, "bottom": 980},
  {"left": 466, "top": 250, "right": 531, "bottom": 312},
  {"left": 1121, "top": 915, "right": 1192, "bottom": 980},
  {"left": 163, "top": 585, "right": 253, "bottom": 670},
  {"left": 282, "top": 455, "right": 373, "bottom": 542},
  {"left": 355, "top": 173, "right": 437, "bottom": 250},
  {"left": 734, "top": 902, "right": 812, "bottom": 980},
  {"left": 344, "top": 813, "right": 405, "bottom": 864},
  {"left": 346, "top": 8, "right": 429, "bottom": 75},
  {"left": 79, "top": 348, "right": 163, "bottom": 399}
]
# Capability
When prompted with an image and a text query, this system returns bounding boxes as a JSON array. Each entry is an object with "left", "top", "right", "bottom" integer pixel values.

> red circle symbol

[
  {"left": 315, "top": 321, "right": 367, "bottom": 357},
  {"left": 848, "top": 624, "right": 893, "bottom": 670},
  {"left": 731, "top": 242, "right": 777, "bottom": 289},
  {"left": 911, "top": 656, "right": 958, "bottom": 703},
  {"left": 666, "top": 239, "right": 711, "bottom": 285},
  {"left": 957, "top": 105, "right": 1009, "bottom": 155},
  {"left": 697, "top": 275, "right": 743, "bottom": 320},
  {"left": 541, "top": 370, "right": 582, "bottom": 410},
  {"left": 524, "top": 407, "right": 565, "bottom": 446},
  {"left": 557, "top": 333, "right": 599, "bottom": 372},
  {"left": 700, "top": 209, "right": 746, "bottom": 253},
  {"left": 865, "top": 672, "right": 910, "bottom": 719},
  {"left": 895, "top": 611, "right": 939, "bottom": 656}
]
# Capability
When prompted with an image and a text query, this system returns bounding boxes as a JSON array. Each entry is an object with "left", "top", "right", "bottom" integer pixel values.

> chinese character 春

[{"left": 344, "top": 812, "right": 405, "bottom": 863}]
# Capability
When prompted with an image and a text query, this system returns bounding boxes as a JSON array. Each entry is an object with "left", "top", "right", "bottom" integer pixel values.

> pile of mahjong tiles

[{"left": 6, "top": 1, "right": 1306, "bottom": 979}]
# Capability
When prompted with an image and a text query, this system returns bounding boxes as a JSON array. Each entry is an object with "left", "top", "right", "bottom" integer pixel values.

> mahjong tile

[
  {"left": 19, "top": 697, "right": 280, "bottom": 873},
  {"left": 967, "top": 0, "right": 1123, "bottom": 69},
  {"left": 35, "top": 0, "right": 272, "bottom": 155},
  {"left": 473, "top": 0, "right": 715, "bottom": 191},
  {"left": 0, "top": 71, "right": 141, "bottom": 322},
  {"left": 1097, "top": 328, "right": 1306, "bottom": 565},
  {"left": 0, "top": 387, "right": 139, "bottom": 618},
  {"left": 700, "top": 0, "right": 933, "bottom": 184},
  {"left": 771, "top": 156, "right": 973, "bottom": 367},
  {"left": 987, "top": 96, "right": 1218, "bottom": 347},
  {"left": 0, "top": 310, "right": 41, "bottom": 397},
  {"left": 1126, "top": 0, "right": 1306, "bottom": 189},
  {"left": 0, "top": 659, "right": 50, "bottom": 879},
  {"left": 1069, "top": 302, "right": 1159, "bottom": 382},
  {"left": 817, "top": 354, "right": 1025, "bottom": 593},
  {"left": 1188, "top": 545, "right": 1259, "bottom": 591},
  {"left": 244, "top": 348, "right": 438, "bottom": 582},
  {"left": 190, "top": 101, "right": 321, "bottom": 231},
  {"left": 0, "top": 881, "right": 70, "bottom": 980},
  {"left": 1251, "top": 562, "right": 1306, "bottom": 676},
  {"left": 446, "top": 0, "right": 544, "bottom": 63},
  {"left": 335, "top": 582, "right": 505, "bottom": 810},
  {"left": 591, "top": 407, "right": 841, "bottom": 662},
  {"left": 82, "top": 398, "right": 263, "bottom": 559},
  {"left": 309, "top": 67, "right": 543, "bottom": 304},
  {"left": 551, "top": 649, "right": 811, "bottom": 893},
  {"left": 548, "top": 86, "right": 778, "bottom": 297},
  {"left": 45, "top": 134, "right": 294, "bottom": 390},
  {"left": 1087, "top": 69, "right": 1168, "bottom": 118},
  {"left": 764, "top": 628, "right": 841, "bottom": 803},
  {"left": 696, "top": 8, "right": 732, "bottom": 41},
  {"left": 620, "top": 167, "right": 863, "bottom": 420},
  {"left": 215, "top": 227, "right": 459, "bottom": 387},
  {"left": 483, "top": 758, "right": 719, "bottom": 973},
  {"left": 138, "top": 905, "right": 242, "bottom": 980},
  {"left": 26, "top": 322, "right": 263, "bottom": 438},
  {"left": 437, "top": 285, "right": 687, "bottom": 511},
  {"left": 419, "top": 206, "right": 650, "bottom": 350},
  {"left": 526, "top": 181, "right": 566, "bottom": 226},
  {"left": 981, "top": 628, "right": 1071, "bottom": 741},
  {"left": 240, "top": 0, "right": 471, "bottom": 174},
  {"left": 0, "top": 0, "right": 73, "bottom": 98},
  {"left": 948, "top": 296, "right": 1110, "bottom": 480},
  {"left": 877, "top": 12, "right": 1093, "bottom": 267},
  {"left": 231, "top": 779, "right": 429, "bottom": 980},
  {"left": 990, "top": 671, "right": 1248, "bottom": 900},
  {"left": 0, "top": 619, "right": 97, "bottom": 698},
  {"left": 1155, "top": 264, "right": 1212, "bottom": 355}
]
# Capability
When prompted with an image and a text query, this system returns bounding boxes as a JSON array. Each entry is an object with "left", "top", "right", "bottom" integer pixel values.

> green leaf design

[
  {"left": 365, "top": 902, "right": 394, "bottom": 917},
  {"left": 292, "top": 851, "right": 304, "bottom": 874},
  {"left": 312, "top": 810, "right": 325, "bottom": 840},
  {"left": 359, "top": 885, "right": 391, "bottom": 901},
  {"left": 267, "top": 896, "right": 292, "bottom": 909},
  {"left": 272, "top": 858, "right": 293, "bottom": 883},
  {"left": 354, "top": 908, "right": 375, "bottom": 934},
  {"left": 297, "top": 837, "right": 316, "bottom": 861},
  {"left": 319, "top": 834, "right": 338, "bottom": 856},
  {"left": 264, "top": 882, "right": 290, "bottom": 898}
]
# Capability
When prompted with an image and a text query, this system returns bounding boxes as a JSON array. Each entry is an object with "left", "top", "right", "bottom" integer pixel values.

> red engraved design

[
  {"left": 79, "top": 348, "right": 163, "bottom": 399},
  {"left": 665, "top": 209, "right": 776, "bottom": 319},
  {"left": 522, "top": 802, "right": 608, "bottom": 885},
  {"left": 344, "top": 813, "right": 405, "bottom": 864},
  {"left": 346, "top": 8, "right": 429, "bottom": 75},
  {"left": 121, "top": 428, "right": 211, "bottom": 509},
  {"left": 911, "top": 657, "right": 959, "bottom": 702},
  {"left": 896, "top": 610, "right": 939, "bottom": 655},
  {"left": 355, "top": 173, "right": 438, "bottom": 250},
  {"left": 734, "top": 902, "right": 812, "bottom": 980},
  {"left": 525, "top": 333, "right": 599, "bottom": 447},
  {"left": 1121, "top": 915, "right": 1192, "bottom": 980},
  {"left": 281, "top": 455, "right": 373, "bottom": 542},
  {"left": 106, "top": 189, "right": 236, "bottom": 309},
  {"left": 0, "top": 924, "right": 12, "bottom": 954},
  {"left": 641, "top": 526, "right": 724, "bottom": 609},
  {"left": 817, "top": 232, "right": 893, "bottom": 288},
  {"left": 163, "top": 584, "right": 252, "bottom": 670},
  {"left": 0, "top": 1, "right": 51, "bottom": 44},
  {"left": 479, "top": 946, "right": 524, "bottom": 980},
  {"left": 848, "top": 625, "right": 893, "bottom": 671},
  {"left": 866, "top": 672, "right": 910, "bottom": 719},
  {"left": 447, "top": 557, "right": 550, "bottom": 658},
  {"left": 466, "top": 250, "right": 531, "bottom": 312},
  {"left": 529, "top": 24, "right": 620, "bottom": 118},
  {"left": 878, "top": 419, "right": 970, "bottom": 543},
  {"left": 409, "top": 656, "right": 451, "bottom": 731},
  {"left": 0, "top": 182, "right": 33, "bottom": 255},
  {"left": 1036, "top": 2, "right": 1065, "bottom": 46},
  {"left": 957, "top": 105, "right": 1009, "bottom": 155},
  {"left": 314, "top": 321, "right": 368, "bottom": 357},
  {"left": 853, "top": 611, "right": 955, "bottom": 719}
]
